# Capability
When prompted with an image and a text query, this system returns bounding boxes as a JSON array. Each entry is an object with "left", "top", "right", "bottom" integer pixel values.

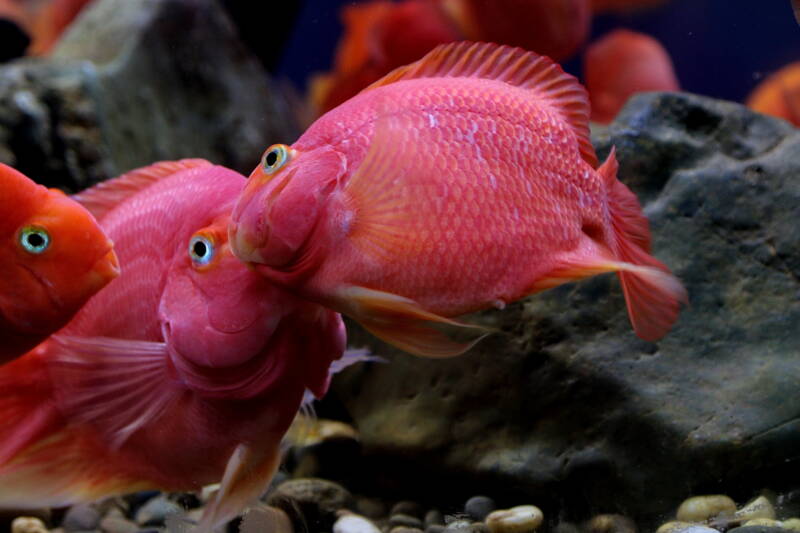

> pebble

[
  {"left": 240, "top": 506, "right": 294, "bottom": 533},
  {"left": 11, "top": 517, "right": 48, "bottom": 533},
  {"left": 355, "top": 497, "right": 388, "bottom": 520},
  {"left": 134, "top": 495, "right": 182, "bottom": 526},
  {"left": 465, "top": 496, "right": 497, "bottom": 522},
  {"left": 390, "top": 528, "right": 425, "bottom": 533},
  {"left": 425, "top": 510, "right": 445, "bottom": 527},
  {"left": 426, "top": 526, "right": 447, "bottom": 533},
  {"left": 586, "top": 514, "right": 636, "bottom": 533},
  {"left": 735, "top": 496, "right": 776, "bottom": 522},
  {"left": 485, "top": 505, "right": 543, "bottom": 533},
  {"left": 442, "top": 521, "right": 488, "bottom": 532},
  {"left": 656, "top": 521, "right": 719, "bottom": 533},
  {"left": 743, "top": 519, "right": 781, "bottom": 527},
  {"left": 391, "top": 514, "right": 425, "bottom": 529},
  {"left": 391, "top": 502, "right": 425, "bottom": 519},
  {"left": 727, "top": 527, "right": 790, "bottom": 533},
  {"left": 267, "top": 478, "right": 353, "bottom": 531},
  {"left": 99, "top": 512, "right": 139, "bottom": 533},
  {"left": 783, "top": 518, "right": 800, "bottom": 531},
  {"left": 62, "top": 504, "right": 101, "bottom": 532},
  {"left": 676, "top": 495, "right": 737, "bottom": 523},
  {"left": 333, "top": 513, "right": 382, "bottom": 533}
]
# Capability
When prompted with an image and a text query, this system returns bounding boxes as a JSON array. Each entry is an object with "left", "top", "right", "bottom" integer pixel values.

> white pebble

[
  {"left": 676, "top": 495, "right": 736, "bottom": 522},
  {"left": 656, "top": 521, "right": 718, "bottom": 533},
  {"left": 333, "top": 513, "right": 382, "bottom": 533},
  {"left": 734, "top": 495, "right": 775, "bottom": 521},
  {"left": 11, "top": 517, "right": 48, "bottom": 533},
  {"left": 486, "top": 505, "right": 543, "bottom": 533}
]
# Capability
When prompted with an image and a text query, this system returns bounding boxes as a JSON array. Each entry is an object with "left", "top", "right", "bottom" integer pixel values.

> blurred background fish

[
  {"left": 584, "top": 29, "right": 680, "bottom": 124},
  {"left": 0, "top": 160, "right": 346, "bottom": 531},
  {"left": 746, "top": 62, "right": 800, "bottom": 126},
  {"left": 0, "top": 162, "right": 118, "bottom": 365}
]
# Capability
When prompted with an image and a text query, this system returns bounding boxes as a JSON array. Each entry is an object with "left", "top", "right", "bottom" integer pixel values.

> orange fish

[
  {"left": 442, "top": 0, "right": 591, "bottom": 61},
  {"left": 747, "top": 62, "right": 800, "bottom": 126},
  {"left": 584, "top": 29, "right": 680, "bottom": 124},
  {"left": 0, "top": 163, "right": 118, "bottom": 365},
  {"left": 231, "top": 42, "right": 687, "bottom": 357},
  {"left": 312, "top": 0, "right": 459, "bottom": 114},
  {"left": 590, "top": 0, "right": 669, "bottom": 12}
]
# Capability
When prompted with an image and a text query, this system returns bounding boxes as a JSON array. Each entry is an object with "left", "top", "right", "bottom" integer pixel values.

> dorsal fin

[
  {"left": 362, "top": 41, "right": 598, "bottom": 168},
  {"left": 72, "top": 159, "right": 213, "bottom": 220}
]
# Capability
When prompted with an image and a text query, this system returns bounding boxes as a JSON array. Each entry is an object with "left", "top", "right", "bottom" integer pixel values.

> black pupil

[
  {"left": 27, "top": 233, "right": 45, "bottom": 248},
  {"left": 265, "top": 150, "right": 279, "bottom": 167},
  {"left": 193, "top": 240, "right": 207, "bottom": 258}
]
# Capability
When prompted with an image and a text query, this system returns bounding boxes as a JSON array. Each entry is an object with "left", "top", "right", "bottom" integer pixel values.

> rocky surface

[
  {"left": 332, "top": 92, "right": 800, "bottom": 524},
  {"left": 0, "top": 0, "right": 297, "bottom": 192}
]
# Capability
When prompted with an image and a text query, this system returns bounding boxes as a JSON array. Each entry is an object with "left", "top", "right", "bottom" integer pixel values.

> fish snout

[
  {"left": 229, "top": 219, "right": 268, "bottom": 264},
  {"left": 86, "top": 245, "right": 120, "bottom": 291}
]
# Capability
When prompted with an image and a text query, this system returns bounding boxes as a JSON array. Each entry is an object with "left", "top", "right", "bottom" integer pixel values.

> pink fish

[
  {"left": 230, "top": 42, "right": 687, "bottom": 358},
  {"left": 1, "top": 162, "right": 118, "bottom": 365},
  {"left": 0, "top": 160, "right": 345, "bottom": 531}
]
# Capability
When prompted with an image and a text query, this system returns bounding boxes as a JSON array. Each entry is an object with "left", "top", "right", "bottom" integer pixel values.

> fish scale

[{"left": 232, "top": 41, "right": 686, "bottom": 357}]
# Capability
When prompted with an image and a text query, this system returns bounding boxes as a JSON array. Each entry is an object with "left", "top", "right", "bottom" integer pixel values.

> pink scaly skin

[
  {"left": 0, "top": 162, "right": 345, "bottom": 532},
  {"left": 231, "top": 42, "right": 686, "bottom": 357}
]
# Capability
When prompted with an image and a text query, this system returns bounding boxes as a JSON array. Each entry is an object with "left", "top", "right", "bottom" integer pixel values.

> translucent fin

[
  {"left": 300, "top": 347, "right": 386, "bottom": 409},
  {"left": 197, "top": 440, "right": 282, "bottom": 533},
  {"left": 598, "top": 148, "right": 688, "bottom": 341},
  {"left": 362, "top": 41, "right": 597, "bottom": 167},
  {"left": 338, "top": 286, "right": 491, "bottom": 358},
  {"left": 49, "top": 335, "right": 178, "bottom": 448},
  {"left": 72, "top": 159, "right": 213, "bottom": 219}
]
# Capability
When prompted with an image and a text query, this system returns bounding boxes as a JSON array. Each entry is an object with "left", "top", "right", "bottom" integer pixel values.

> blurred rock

[
  {"left": 62, "top": 504, "right": 101, "bottom": 532},
  {"left": 266, "top": 478, "right": 353, "bottom": 532},
  {"left": 0, "top": 0, "right": 296, "bottom": 192},
  {"left": 11, "top": 517, "right": 48, "bottom": 533},
  {"left": 133, "top": 495, "right": 181, "bottom": 527},
  {"left": 333, "top": 92, "right": 800, "bottom": 523}
]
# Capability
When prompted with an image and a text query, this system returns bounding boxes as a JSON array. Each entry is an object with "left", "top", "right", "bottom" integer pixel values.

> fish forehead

[{"left": 64, "top": 167, "right": 245, "bottom": 340}]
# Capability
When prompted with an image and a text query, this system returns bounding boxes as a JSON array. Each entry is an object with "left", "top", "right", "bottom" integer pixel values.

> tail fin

[{"left": 599, "top": 148, "right": 688, "bottom": 341}]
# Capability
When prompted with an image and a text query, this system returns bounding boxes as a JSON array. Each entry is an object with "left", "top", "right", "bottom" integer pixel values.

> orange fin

[
  {"left": 197, "top": 440, "right": 283, "bottom": 533},
  {"left": 338, "top": 286, "right": 491, "bottom": 358},
  {"left": 362, "top": 41, "right": 598, "bottom": 167},
  {"left": 49, "top": 335, "right": 178, "bottom": 448},
  {"left": 599, "top": 147, "right": 651, "bottom": 252},
  {"left": 530, "top": 246, "right": 686, "bottom": 342},
  {"left": 72, "top": 159, "right": 213, "bottom": 219}
]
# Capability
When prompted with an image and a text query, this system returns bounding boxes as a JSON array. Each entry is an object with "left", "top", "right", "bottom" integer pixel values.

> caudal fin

[{"left": 600, "top": 148, "right": 688, "bottom": 341}]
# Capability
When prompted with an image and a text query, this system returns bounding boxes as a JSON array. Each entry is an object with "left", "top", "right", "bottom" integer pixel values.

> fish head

[
  {"left": 5, "top": 186, "right": 119, "bottom": 331},
  {"left": 159, "top": 213, "right": 345, "bottom": 398},
  {"left": 230, "top": 144, "right": 346, "bottom": 273}
]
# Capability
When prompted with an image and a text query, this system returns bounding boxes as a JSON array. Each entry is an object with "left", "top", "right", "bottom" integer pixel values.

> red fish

[
  {"left": 0, "top": 160, "right": 345, "bottom": 531},
  {"left": 0, "top": 162, "right": 118, "bottom": 365},
  {"left": 27, "top": 0, "right": 94, "bottom": 55},
  {"left": 442, "top": 0, "right": 591, "bottom": 61},
  {"left": 746, "top": 62, "right": 800, "bottom": 126},
  {"left": 311, "top": 0, "right": 460, "bottom": 114},
  {"left": 312, "top": 0, "right": 591, "bottom": 116},
  {"left": 231, "top": 42, "right": 687, "bottom": 358},
  {"left": 584, "top": 29, "right": 680, "bottom": 124}
]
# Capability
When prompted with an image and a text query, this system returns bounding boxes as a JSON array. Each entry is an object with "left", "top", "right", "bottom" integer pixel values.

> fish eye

[
  {"left": 261, "top": 144, "right": 291, "bottom": 175},
  {"left": 18, "top": 226, "right": 50, "bottom": 254},
  {"left": 189, "top": 235, "right": 215, "bottom": 266}
]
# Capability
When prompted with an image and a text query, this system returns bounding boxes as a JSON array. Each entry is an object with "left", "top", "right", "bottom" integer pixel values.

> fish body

[
  {"left": 747, "top": 62, "right": 800, "bottom": 126},
  {"left": 231, "top": 42, "right": 687, "bottom": 357},
  {"left": 0, "top": 162, "right": 118, "bottom": 365},
  {"left": 0, "top": 161, "right": 345, "bottom": 531},
  {"left": 584, "top": 29, "right": 680, "bottom": 124}
]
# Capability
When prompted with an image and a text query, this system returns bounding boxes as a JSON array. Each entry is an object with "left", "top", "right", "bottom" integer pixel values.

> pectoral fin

[
  {"left": 338, "top": 286, "right": 491, "bottom": 358},
  {"left": 197, "top": 438, "right": 283, "bottom": 533}
]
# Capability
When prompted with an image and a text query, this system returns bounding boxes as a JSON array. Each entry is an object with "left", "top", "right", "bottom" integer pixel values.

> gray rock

[
  {"left": 464, "top": 497, "right": 496, "bottom": 522},
  {"left": 134, "top": 496, "right": 182, "bottom": 527},
  {"left": 0, "top": 0, "right": 296, "bottom": 193},
  {"left": 332, "top": 92, "right": 800, "bottom": 523},
  {"left": 266, "top": 478, "right": 353, "bottom": 532},
  {"left": 62, "top": 504, "right": 101, "bottom": 532}
]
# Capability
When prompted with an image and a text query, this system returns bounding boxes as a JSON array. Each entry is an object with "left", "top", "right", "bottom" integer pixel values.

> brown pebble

[
  {"left": 735, "top": 495, "right": 776, "bottom": 521},
  {"left": 392, "top": 502, "right": 425, "bottom": 519},
  {"left": 676, "top": 495, "right": 736, "bottom": 523},
  {"left": 390, "top": 528, "right": 424, "bottom": 533},
  {"left": 391, "top": 514, "right": 425, "bottom": 529},
  {"left": 486, "top": 506, "right": 543, "bottom": 533},
  {"left": 586, "top": 514, "right": 636, "bottom": 533}
]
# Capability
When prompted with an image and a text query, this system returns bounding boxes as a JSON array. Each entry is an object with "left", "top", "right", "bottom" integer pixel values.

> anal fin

[{"left": 338, "top": 286, "right": 491, "bottom": 358}]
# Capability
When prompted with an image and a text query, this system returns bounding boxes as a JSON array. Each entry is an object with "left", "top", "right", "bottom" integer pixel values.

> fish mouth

[
  {"left": 229, "top": 221, "right": 267, "bottom": 264},
  {"left": 87, "top": 247, "right": 120, "bottom": 289}
]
